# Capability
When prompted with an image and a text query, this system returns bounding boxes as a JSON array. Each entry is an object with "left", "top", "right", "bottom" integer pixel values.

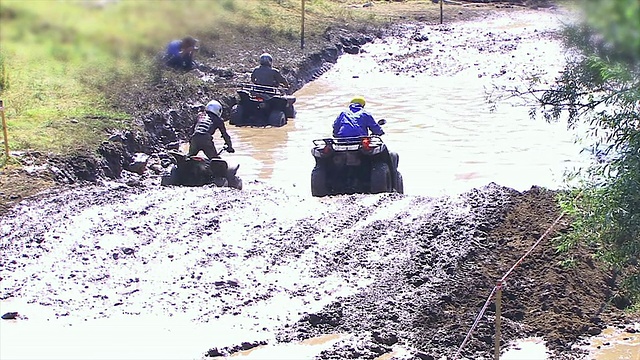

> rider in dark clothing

[
  {"left": 251, "top": 53, "right": 289, "bottom": 88},
  {"left": 333, "top": 97, "right": 385, "bottom": 138},
  {"left": 188, "top": 100, "right": 235, "bottom": 159}
]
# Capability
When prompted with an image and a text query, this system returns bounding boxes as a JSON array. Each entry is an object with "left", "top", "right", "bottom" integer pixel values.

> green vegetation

[
  {"left": 0, "top": 0, "right": 377, "bottom": 156},
  {"left": 526, "top": 0, "right": 640, "bottom": 301}
]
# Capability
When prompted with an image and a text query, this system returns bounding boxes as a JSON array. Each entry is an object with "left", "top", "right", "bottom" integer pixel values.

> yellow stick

[
  {"left": 494, "top": 281, "right": 502, "bottom": 360},
  {"left": 301, "top": 0, "right": 305, "bottom": 49},
  {"left": 0, "top": 99, "right": 9, "bottom": 161}
]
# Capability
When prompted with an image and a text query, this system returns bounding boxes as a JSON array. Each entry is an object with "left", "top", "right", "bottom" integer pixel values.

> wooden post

[
  {"left": 440, "top": 0, "right": 443, "bottom": 24},
  {"left": 0, "top": 99, "right": 9, "bottom": 161},
  {"left": 494, "top": 281, "right": 503, "bottom": 360},
  {"left": 301, "top": 0, "right": 305, "bottom": 49}
]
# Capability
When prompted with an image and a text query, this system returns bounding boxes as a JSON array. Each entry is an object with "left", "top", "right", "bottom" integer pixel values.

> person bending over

[
  {"left": 164, "top": 36, "right": 199, "bottom": 71},
  {"left": 188, "top": 100, "right": 235, "bottom": 159}
]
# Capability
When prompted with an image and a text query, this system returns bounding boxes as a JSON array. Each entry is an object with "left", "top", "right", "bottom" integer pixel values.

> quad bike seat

[{"left": 208, "top": 158, "right": 229, "bottom": 176}]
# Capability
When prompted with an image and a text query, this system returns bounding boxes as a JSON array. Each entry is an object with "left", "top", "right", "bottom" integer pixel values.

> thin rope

[
  {"left": 499, "top": 211, "right": 566, "bottom": 282},
  {"left": 453, "top": 189, "right": 582, "bottom": 359},
  {"left": 454, "top": 285, "right": 498, "bottom": 359}
]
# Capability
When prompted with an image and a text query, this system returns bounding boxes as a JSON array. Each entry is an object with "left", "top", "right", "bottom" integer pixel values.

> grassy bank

[{"left": 0, "top": 0, "right": 389, "bottom": 158}]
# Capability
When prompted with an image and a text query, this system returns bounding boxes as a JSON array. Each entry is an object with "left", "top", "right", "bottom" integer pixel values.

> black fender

[
  {"left": 209, "top": 159, "right": 229, "bottom": 178},
  {"left": 226, "top": 163, "right": 240, "bottom": 178}
]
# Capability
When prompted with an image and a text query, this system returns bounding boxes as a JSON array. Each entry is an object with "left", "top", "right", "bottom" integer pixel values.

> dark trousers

[
  {"left": 166, "top": 54, "right": 195, "bottom": 70},
  {"left": 188, "top": 134, "right": 219, "bottom": 159}
]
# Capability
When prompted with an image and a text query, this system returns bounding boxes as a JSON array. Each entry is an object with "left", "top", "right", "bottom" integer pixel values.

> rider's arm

[
  {"left": 332, "top": 113, "right": 344, "bottom": 137},
  {"left": 274, "top": 69, "right": 288, "bottom": 87},
  {"left": 366, "top": 113, "right": 384, "bottom": 136},
  {"left": 214, "top": 116, "right": 233, "bottom": 148},
  {"left": 250, "top": 68, "right": 259, "bottom": 84}
]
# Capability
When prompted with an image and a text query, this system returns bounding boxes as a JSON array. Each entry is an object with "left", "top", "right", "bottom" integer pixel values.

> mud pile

[{"left": 0, "top": 180, "right": 631, "bottom": 359}]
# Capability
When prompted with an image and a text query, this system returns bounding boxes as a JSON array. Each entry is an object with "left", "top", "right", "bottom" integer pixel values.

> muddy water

[
  {"left": 1, "top": 8, "right": 635, "bottom": 360},
  {"left": 219, "top": 9, "right": 634, "bottom": 360},
  {"left": 228, "top": 9, "right": 589, "bottom": 198}
]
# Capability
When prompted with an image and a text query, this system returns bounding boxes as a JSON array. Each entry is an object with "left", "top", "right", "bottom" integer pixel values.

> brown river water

[
  {"left": 1, "top": 8, "right": 638, "bottom": 360},
  {"left": 225, "top": 10, "right": 591, "bottom": 199},
  {"left": 190, "top": 8, "right": 637, "bottom": 360}
]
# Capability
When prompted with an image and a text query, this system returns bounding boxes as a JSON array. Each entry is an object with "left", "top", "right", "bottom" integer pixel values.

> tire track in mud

[
  {"left": 1, "top": 180, "right": 523, "bottom": 358},
  {"left": 2, "top": 184, "right": 414, "bottom": 317},
  {"left": 276, "top": 184, "right": 522, "bottom": 359}
]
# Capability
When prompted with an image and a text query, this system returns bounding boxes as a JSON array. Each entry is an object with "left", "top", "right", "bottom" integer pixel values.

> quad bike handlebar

[{"left": 219, "top": 144, "right": 235, "bottom": 155}]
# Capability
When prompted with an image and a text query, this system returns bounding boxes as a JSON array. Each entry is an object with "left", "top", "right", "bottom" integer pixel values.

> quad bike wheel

[
  {"left": 268, "top": 110, "right": 286, "bottom": 127},
  {"left": 311, "top": 165, "right": 328, "bottom": 197},
  {"left": 285, "top": 104, "right": 296, "bottom": 119},
  {"left": 230, "top": 104, "right": 244, "bottom": 125},
  {"left": 229, "top": 176, "right": 243, "bottom": 190},
  {"left": 160, "top": 166, "right": 179, "bottom": 186},
  {"left": 390, "top": 151, "right": 399, "bottom": 170},
  {"left": 370, "top": 162, "right": 392, "bottom": 194},
  {"left": 396, "top": 171, "right": 404, "bottom": 194}
]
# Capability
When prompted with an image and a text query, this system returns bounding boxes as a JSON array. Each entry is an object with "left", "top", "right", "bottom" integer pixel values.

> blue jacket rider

[
  {"left": 333, "top": 97, "right": 384, "bottom": 138},
  {"left": 164, "top": 36, "right": 198, "bottom": 71}
]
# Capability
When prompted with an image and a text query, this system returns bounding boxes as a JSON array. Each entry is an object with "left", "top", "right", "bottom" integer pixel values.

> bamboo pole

[
  {"left": 494, "top": 280, "right": 503, "bottom": 360},
  {"left": 1, "top": 99, "right": 8, "bottom": 161},
  {"left": 301, "top": 0, "right": 305, "bottom": 49}
]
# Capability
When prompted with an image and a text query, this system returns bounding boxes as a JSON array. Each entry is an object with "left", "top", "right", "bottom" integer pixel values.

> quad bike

[
  {"left": 229, "top": 83, "right": 296, "bottom": 127},
  {"left": 160, "top": 147, "right": 242, "bottom": 189},
  {"left": 310, "top": 120, "right": 403, "bottom": 197}
]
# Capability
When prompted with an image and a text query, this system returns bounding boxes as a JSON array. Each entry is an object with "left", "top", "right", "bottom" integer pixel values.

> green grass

[{"left": 0, "top": 0, "right": 391, "bottom": 155}]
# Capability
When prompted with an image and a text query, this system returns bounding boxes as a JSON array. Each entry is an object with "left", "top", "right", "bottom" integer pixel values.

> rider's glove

[{"left": 226, "top": 146, "right": 235, "bottom": 153}]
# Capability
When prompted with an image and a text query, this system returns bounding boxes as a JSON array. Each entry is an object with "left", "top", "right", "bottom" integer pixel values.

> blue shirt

[
  {"left": 333, "top": 103, "right": 384, "bottom": 138},
  {"left": 166, "top": 40, "right": 182, "bottom": 58}
]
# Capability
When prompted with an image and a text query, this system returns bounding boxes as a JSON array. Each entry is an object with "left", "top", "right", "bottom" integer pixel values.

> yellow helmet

[{"left": 350, "top": 96, "right": 366, "bottom": 107}]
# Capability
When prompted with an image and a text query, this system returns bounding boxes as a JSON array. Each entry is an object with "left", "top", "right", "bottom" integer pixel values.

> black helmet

[{"left": 259, "top": 53, "right": 273, "bottom": 66}]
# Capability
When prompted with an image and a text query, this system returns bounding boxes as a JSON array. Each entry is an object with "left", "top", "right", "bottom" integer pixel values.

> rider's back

[
  {"left": 333, "top": 103, "right": 382, "bottom": 138},
  {"left": 251, "top": 65, "right": 284, "bottom": 87}
]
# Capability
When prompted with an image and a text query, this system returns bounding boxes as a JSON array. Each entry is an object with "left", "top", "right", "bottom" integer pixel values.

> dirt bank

[{"left": 0, "top": 180, "right": 634, "bottom": 359}]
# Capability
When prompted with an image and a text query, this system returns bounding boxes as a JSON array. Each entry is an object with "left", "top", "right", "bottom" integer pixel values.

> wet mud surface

[
  {"left": 1, "top": 3, "right": 638, "bottom": 360},
  {"left": 0, "top": 180, "right": 635, "bottom": 359}
]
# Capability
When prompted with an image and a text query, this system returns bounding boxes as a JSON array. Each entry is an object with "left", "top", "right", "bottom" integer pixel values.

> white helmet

[
  {"left": 259, "top": 53, "right": 273, "bottom": 66},
  {"left": 205, "top": 100, "right": 223, "bottom": 118}
]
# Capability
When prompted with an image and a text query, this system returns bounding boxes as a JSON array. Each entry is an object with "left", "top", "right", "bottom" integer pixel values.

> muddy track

[
  {"left": 1, "top": 3, "right": 637, "bottom": 360},
  {"left": 0, "top": 179, "right": 631, "bottom": 359}
]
